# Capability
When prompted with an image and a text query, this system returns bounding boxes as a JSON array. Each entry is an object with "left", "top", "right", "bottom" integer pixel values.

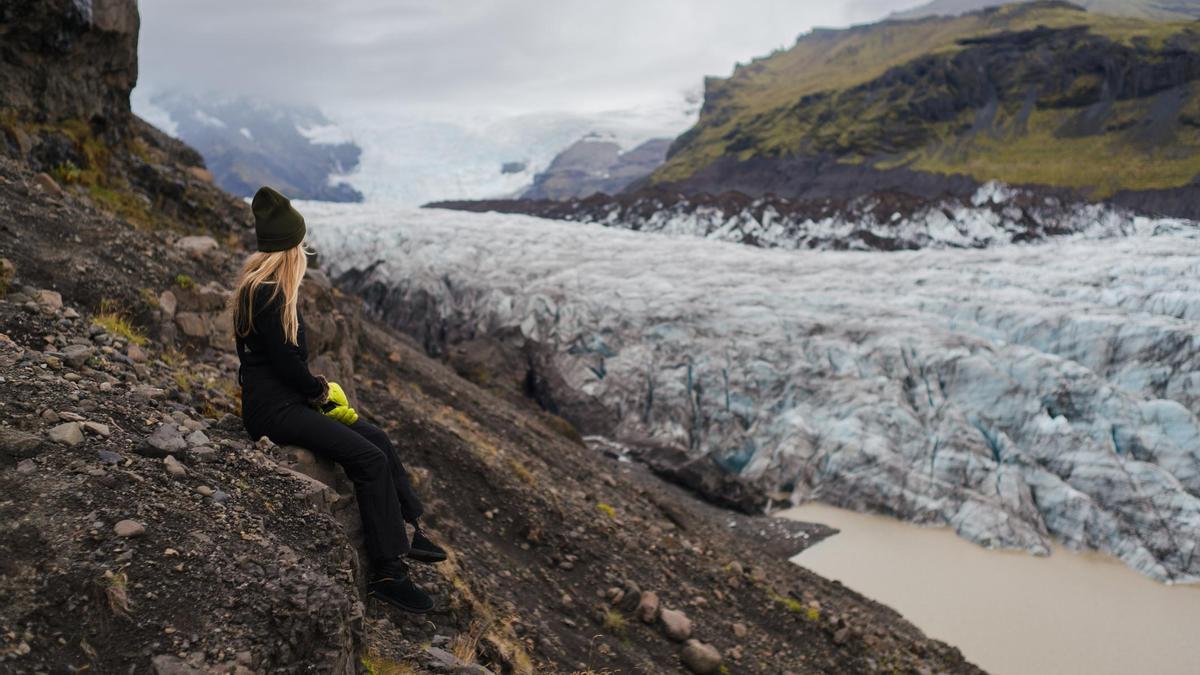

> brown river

[{"left": 779, "top": 504, "right": 1200, "bottom": 675}]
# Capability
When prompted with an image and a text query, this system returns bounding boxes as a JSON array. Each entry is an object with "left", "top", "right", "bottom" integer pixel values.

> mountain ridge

[{"left": 648, "top": 1, "right": 1200, "bottom": 217}]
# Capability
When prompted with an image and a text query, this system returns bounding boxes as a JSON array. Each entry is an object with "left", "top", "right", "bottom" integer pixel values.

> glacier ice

[{"left": 305, "top": 201, "right": 1200, "bottom": 583}]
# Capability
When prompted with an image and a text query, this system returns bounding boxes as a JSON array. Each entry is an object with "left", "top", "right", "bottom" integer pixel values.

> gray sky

[{"left": 137, "top": 0, "right": 927, "bottom": 114}]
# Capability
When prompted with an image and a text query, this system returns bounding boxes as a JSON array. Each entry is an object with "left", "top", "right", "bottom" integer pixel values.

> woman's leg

[
  {"left": 346, "top": 419, "right": 424, "bottom": 523},
  {"left": 264, "top": 405, "right": 410, "bottom": 562}
]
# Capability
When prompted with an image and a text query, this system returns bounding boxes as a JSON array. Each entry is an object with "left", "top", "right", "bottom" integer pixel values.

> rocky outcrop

[
  {"left": 0, "top": 0, "right": 139, "bottom": 133},
  {"left": 521, "top": 137, "right": 671, "bottom": 200},
  {"left": 650, "top": 2, "right": 1200, "bottom": 220},
  {"left": 0, "top": 2, "right": 250, "bottom": 235}
]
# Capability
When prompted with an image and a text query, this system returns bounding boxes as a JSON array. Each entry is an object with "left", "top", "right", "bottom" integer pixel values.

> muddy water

[{"left": 779, "top": 504, "right": 1200, "bottom": 675}]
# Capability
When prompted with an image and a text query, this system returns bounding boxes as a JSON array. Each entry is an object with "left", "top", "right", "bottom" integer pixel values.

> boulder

[
  {"left": 114, "top": 520, "right": 146, "bottom": 538},
  {"left": 636, "top": 590, "right": 660, "bottom": 623},
  {"left": 0, "top": 428, "right": 50, "bottom": 463},
  {"left": 680, "top": 640, "right": 722, "bottom": 674},
  {"left": 33, "top": 289, "right": 62, "bottom": 310},
  {"left": 175, "top": 235, "right": 219, "bottom": 257},
  {"left": 82, "top": 421, "right": 111, "bottom": 437},
  {"left": 139, "top": 424, "right": 187, "bottom": 457},
  {"left": 48, "top": 421, "right": 84, "bottom": 446},
  {"left": 158, "top": 290, "right": 178, "bottom": 319},
  {"left": 659, "top": 607, "right": 692, "bottom": 642},
  {"left": 61, "top": 344, "right": 94, "bottom": 369},
  {"left": 175, "top": 312, "right": 209, "bottom": 337},
  {"left": 164, "top": 455, "right": 188, "bottom": 479},
  {"left": 31, "top": 172, "right": 63, "bottom": 196}
]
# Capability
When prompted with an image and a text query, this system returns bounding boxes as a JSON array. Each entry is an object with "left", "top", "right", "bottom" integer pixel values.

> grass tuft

[{"left": 94, "top": 300, "right": 147, "bottom": 346}]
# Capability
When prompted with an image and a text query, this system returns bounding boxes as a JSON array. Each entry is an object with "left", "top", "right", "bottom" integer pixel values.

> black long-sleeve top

[{"left": 237, "top": 283, "right": 327, "bottom": 437}]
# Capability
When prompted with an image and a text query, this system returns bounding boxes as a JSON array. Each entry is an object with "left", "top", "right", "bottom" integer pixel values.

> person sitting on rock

[{"left": 229, "top": 186, "right": 446, "bottom": 614}]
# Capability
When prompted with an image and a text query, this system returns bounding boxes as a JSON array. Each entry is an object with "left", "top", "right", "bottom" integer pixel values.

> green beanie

[{"left": 251, "top": 186, "right": 306, "bottom": 252}]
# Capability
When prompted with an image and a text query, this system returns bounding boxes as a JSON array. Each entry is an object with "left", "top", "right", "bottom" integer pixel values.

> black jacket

[{"left": 237, "top": 283, "right": 327, "bottom": 438}]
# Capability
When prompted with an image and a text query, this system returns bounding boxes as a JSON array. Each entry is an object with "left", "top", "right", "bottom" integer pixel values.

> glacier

[{"left": 304, "top": 200, "right": 1200, "bottom": 583}]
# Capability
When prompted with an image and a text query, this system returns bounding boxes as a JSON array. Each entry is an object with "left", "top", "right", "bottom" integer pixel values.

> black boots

[
  {"left": 408, "top": 523, "right": 448, "bottom": 564},
  {"left": 368, "top": 558, "right": 434, "bottom": 614}
]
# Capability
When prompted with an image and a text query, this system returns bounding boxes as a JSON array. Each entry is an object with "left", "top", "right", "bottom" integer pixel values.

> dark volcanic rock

[
  {"left": 522, "top": 137, "right": 671, "bottom": 200},
  {"left": 0, "top": 0, "right": 139, "bottom": 135}
]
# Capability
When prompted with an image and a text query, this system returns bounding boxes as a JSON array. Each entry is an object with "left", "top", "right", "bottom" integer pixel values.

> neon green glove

[{"left": 322, "top": 381, "right": 359, "bottom": 425}]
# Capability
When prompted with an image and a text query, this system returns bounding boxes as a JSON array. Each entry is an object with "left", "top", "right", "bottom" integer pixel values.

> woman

[{"left": 230, "top": 186, "right": 445, "bottom": 614}]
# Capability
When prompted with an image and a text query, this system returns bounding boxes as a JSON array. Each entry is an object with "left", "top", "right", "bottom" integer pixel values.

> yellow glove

[{"left": 321, "top": 381, "right": 359, "bottom": 425}]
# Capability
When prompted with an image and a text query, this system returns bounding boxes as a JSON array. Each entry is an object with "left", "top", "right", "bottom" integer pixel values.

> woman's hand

[{"left": 321, "top": 381, "right": 359, "bottom": 425}]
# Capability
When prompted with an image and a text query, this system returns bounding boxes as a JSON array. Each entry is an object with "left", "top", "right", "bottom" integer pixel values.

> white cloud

[{"left": 136, "top": 0, "right": 925, "bottom": 114}]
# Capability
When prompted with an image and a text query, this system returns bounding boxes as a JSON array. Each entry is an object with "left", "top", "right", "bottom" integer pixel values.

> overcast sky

[{"left": 137, "top": 0, "right": 927, "bottom": 115}]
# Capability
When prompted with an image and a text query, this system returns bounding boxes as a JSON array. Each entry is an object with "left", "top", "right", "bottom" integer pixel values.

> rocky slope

[
  {"left": 522, "top": 137, "right": 671, "bottom": 200},
  {"left": 649, "top": 1, "right": 1200, "bottom": 218},
  {"left": 142, "top": 92, "right": 363, "bottom": 203},
  {"left": 0, "top": 2, "right": 984, "bottom": 673},
  {"left": 307, "top": 201, "right": 1200, "bottom": 585}
]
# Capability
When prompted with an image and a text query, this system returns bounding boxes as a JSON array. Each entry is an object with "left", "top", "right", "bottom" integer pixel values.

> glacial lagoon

[{"left": 781, "top": 503, "right": 1200, "bottom": 675}]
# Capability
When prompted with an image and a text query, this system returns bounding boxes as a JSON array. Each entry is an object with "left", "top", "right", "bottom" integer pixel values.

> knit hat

[{"left": 251, "top": 186, "right": 306, "bottom": 252}]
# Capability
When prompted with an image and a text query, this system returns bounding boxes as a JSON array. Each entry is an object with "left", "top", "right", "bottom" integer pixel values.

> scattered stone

[
  {"left": 175, "top": 312, "right": 208, "bottom": 337},
  {"left": 191, "top": 446, "right": 219, "bottom": 463},
  {"left": 637, "top": 590, "right": 660, "bottom": 623},
  {"left": 31, "top": 172, "right": 63, "bottom": 196},
  {"left": 423, "top": 646, "right": 494, "bottom": 675},
  {"left": 83, "top": 421, "right": 111, "bottom": 437},
  {"left": 126, "top": 343, "right": 148, "bottom": 362},
  {"left": 114, "top": 520, "right": 146, "bottom": 537},
  {"left": 185, "top": 430, "right": 210, "bottom": 447},
  {"left": 139, "top": 424, "right": 187, "bottom": 457},
  {"left": 196, "top": 485, "right": 214, "bottom": 497},
  {"left": 659, "top": 607, "right": 692, "bottom": 642},
  {"left": 0, "top": 427, "right": 49, "bottom": 461},
  {"left": 61, "top": 344, "right": 94, "bottom": 369},
  {"left": 164, "top": 455, "right": 188, "bottom": 479},
  {"left": 834, "top": 627, "right": 851, "bottom": 644},
  {"left": 48, "top": 421, "right": 84, "bottom": 446},
  {"left": 732, "top": 622, "right": 748, "bottom": 639},
  {"left": 151, "top": 654, "right": 206, "bottom": 675},
  {"left": 211, "top": 490, "right": 230, "bottom": 504},
  {"left": 158, "top": 290, "right": 178, "bottom": 319},
  {"left": 175, "top": 235, "right": 219, "bottom": 257},
  {"left": 131, "top": 385, "right": 167, "bottom": 400},
  {"left": 680, "top": 640, "right": 722, "bottom": 674},
  {"left": 33, "top": 289, "right": 62, "bottom": 309},
  {"left": 97, "top": 450, "right": 124, "bottom": 465},
  {"left": 16, "top": 458, "right": 37, "bottom": 474}
]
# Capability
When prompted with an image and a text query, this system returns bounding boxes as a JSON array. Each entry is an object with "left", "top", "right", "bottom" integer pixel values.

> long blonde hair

[{"left": 230, "top": 243, "right": 309, "bottom": 345}]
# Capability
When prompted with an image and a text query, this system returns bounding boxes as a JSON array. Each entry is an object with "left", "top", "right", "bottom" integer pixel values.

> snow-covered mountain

[
  {"left": 133, "top": 91, "right": 363, "bottom": 202},
  {"left": 306, "top": 199, "right": 1200, "bottom": 584}
]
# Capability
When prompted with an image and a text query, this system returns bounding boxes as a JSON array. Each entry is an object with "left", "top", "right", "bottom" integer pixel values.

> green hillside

[
  {"left": 894, "top": 0, "right": 1200, "bottom": 22},
  {"left": 654, "top": 1, "right": 1200, "bottom": 198}
]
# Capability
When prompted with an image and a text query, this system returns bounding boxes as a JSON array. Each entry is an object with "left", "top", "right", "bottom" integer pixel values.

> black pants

[{"left": 257, "top": 403, "right": 424, "bottom": 565}]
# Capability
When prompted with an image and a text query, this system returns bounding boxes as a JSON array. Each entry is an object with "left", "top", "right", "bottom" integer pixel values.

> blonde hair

[{"left": 230, "top": 243, "right": 309, "bottom": 345}]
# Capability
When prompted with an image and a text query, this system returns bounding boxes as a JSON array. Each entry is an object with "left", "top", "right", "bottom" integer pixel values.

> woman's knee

[
  {"left": 340, "top": 443, "right": 389, "bottom": 478},
  {"left": 352, "top": 421, "right": 392, "bottom": 450}
]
